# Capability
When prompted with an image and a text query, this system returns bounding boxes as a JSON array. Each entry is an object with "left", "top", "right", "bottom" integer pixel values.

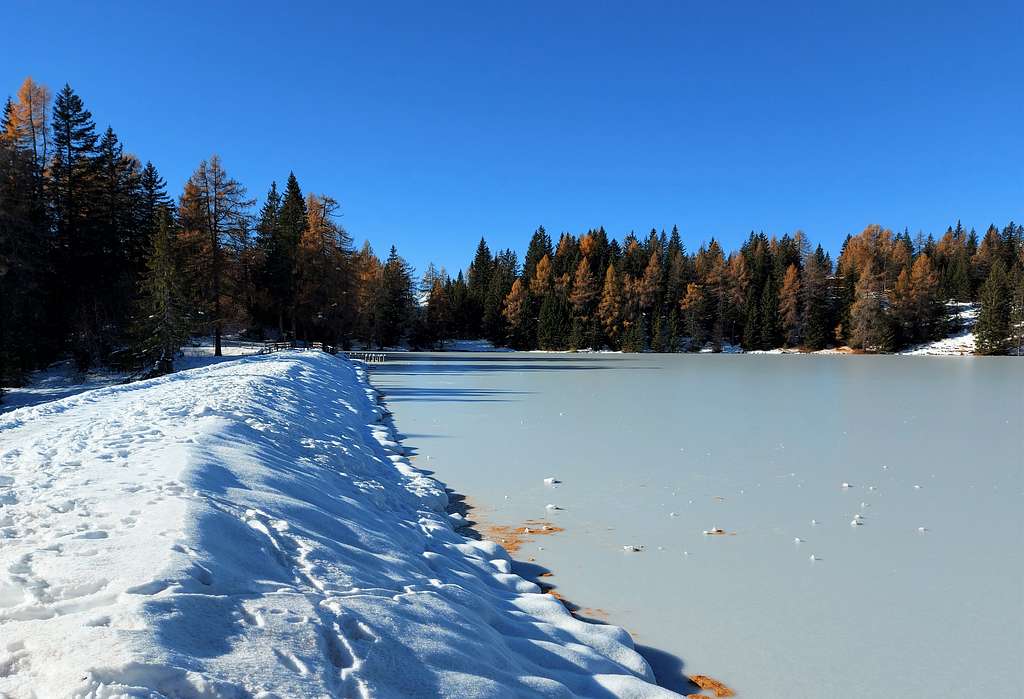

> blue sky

[{"left": 3, "top": 1, "right": 1022, "bottom": 276}]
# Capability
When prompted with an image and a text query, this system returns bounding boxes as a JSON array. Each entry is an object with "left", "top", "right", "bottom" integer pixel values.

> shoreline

[{"left": 369, "top": 368, "right": 735, "bottom": 698}]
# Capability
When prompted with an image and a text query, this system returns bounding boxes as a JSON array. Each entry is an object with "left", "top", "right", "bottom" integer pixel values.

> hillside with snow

[{"left": 0, "top": 353, "right": 669, "bottom": 698}]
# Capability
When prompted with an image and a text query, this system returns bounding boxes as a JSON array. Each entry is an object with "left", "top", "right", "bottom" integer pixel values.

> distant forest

[{"left": 2, "top": 77, "right": 1023, "bottom": 394}]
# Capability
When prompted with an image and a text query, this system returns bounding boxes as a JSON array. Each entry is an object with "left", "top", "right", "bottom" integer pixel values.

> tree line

[
  {"left": 420, "top": 222, "right": 1023, "bottom": 355},
  {"left": 0, "top": 77, "right": 420, "bottom": 392},
  {"left": 2, "top": 76, "right": 1022, "bottom": 399}
]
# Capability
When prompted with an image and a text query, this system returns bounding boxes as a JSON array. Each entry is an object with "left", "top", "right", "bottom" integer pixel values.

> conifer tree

[
  {"left": 294, "top": 193, "right": 352, "bottom": 342},
  {"left": 466, "top": 237, "right": 493, "bottom": 333},
  {"left": 352, "top": 242, "right": 383, "bottom": 346},
  {"left": 9, "top": 77, "right": 49, "bottom": 191},
  {"left": 975, "top": 261, "right": 1009, "bottom": 354},
  {"left": 273, "top": 172, "right": 308, "bottom": 337},
  {"left": 425, "top": 279, "right": 451, "bottom": 348},
  {"left": 802, "top": 247, "right": 833, "bottom": 350},
  {"left": 569, "top": 257, "right": 598, "bottom": 318},
  {"left": 779, "top": 264, "right": 802, "bottom": 347},
  {"left": 0, "top": 98, "right": 48, "bottom": 388},
  {"left": 597, "top": 263, "right": 624, "bottom": 348},
  {"left": 1008, "top": 268, "right": 1024, "bottom": 356},
  {"left": 50, "top": 84, "right": 102, "bottom": 366},
  {"left": 482, "top": 249, "right": 517, "bottom": 343},
  {"left": 137, "top": 209, "right": 189, "bottom": 374},
  {"left": 502, "top": 278, "right": 530, "bottom": 349},
  {"left": 376, "top": 246, "right": 414, "bottom": 347},
  {"left": 537, "top": 294, "right": 570, "bottom": 350},
  {"left": 177, "top": 155, "right": 253, "bottom": 356},
  {"left": 849, "top": 265, "right": 891, "bottom": 351},
  {"left": 759, "top": 278, "right": 781, "bottom": 349},
  {"left": 680, "top": 282, "right": 708, "bottom": 349},
  {"left": 523, "top": 226, "right": 552, "bottom": 282}
]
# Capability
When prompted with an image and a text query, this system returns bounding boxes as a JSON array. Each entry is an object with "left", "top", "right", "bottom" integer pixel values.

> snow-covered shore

[{"left": 0, "top": 352, "right": 669, "bottom": 697}]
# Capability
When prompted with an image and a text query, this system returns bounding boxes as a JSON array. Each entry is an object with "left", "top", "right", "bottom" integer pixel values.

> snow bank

[{"left": 0, "top": 352, "right": 669, "bottom": 697}]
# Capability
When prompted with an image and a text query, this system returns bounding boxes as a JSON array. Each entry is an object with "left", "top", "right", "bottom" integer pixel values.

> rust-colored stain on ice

[
  {"left": 482, "top": 519, "right": 564, "bottom": 555},
  {"left": 687, "top": 674, "right": 735, "bottom": 697}
]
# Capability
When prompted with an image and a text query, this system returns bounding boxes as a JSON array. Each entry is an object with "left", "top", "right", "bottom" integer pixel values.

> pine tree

[
  {"left": 537, "top": 294, "right": 570, "bottom": 350},
  {"left": 49, "top": 84, "right": 105, "bottom": 367},
  {"left": 466, "top": 237, "right": 492, "bottom": 334},
  {"left": 274, "top": 172, "right": 308, "bottom": 337},
  {"left": 376, "top": 246, "right": 414, "bottom": 347},
  {"left": 425, "top": 279, "right": 451, "bottom": 348},
  {"left": 975, "top": 261, "right": 1010, "bottom": 354},
  {"left": 0, "top": 97, "right": 48, "bottom": 389},
  {"left": 759, "top": 278, "right": 781, "bottom": 350},
  {"left": 1008, "top": 268, "right": 1024, "bottom": 356},
  {"left": 802, "top": 247, "right": 832, "bottom": 350},
  {"left": 523, "top": 226, "right": 552, "bottom": 283},
  {"left": 137, "top": 209, "right": 189, "bottom": 374},
  {"left": 482, "top": 249, "right": 517, "bottom": 343}
]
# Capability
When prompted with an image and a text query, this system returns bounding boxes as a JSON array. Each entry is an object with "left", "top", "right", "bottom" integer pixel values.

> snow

[
  {"left": 899, "top": 302, "right": 979, "bottom": 355},
  {"left": 1, "top": 338, "right": 264, "bottom": 415},
  {"left": 0, "top": 352, "right": 668, "bottom": 697},
  {"left": 0, "top": 361, "right": 132, "bottom": 414}
]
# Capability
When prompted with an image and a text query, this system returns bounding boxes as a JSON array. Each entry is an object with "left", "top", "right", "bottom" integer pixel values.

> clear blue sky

[{"left": 3, "top": 1, "right": 1022, "bottom": 276}]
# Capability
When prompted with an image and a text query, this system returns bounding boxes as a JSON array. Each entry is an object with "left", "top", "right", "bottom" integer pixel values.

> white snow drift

[{"left": 0, "top": 352, "right": 670, "bottom": 698}]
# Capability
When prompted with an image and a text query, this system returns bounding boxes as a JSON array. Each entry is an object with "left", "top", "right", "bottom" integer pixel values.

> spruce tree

[
  {"left": 137, "top": 210, "right": 189, "bottom": 374},
  {"left": 466, "top": 237, "right": 493, "bottom": 334},
  {"left": 376, "top": 246, "right": 414, "bottom": 347},
  {"left": 1008, "top": 268, "right": 1024, "bottom": 356},
  {"left": 537, "top": 294, "right": 570, "bottom": 350},
  {"left": 274, "top": 172, "right": 308, "bottom": 336},
  {"left": 975, "top": 261, "right": 1010, "bottom": 354}
]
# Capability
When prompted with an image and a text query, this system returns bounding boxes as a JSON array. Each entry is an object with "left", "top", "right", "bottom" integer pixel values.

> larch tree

[
  {"left": 778, "top": 263, "right": 802, "bottom": 347},
  {"left": 9, "top": 77, "right": 49, "bottom": 192},
  {"left": 178, "top": 155, "right": 253, "bottom": 356},
  {"left": 597, "top": 263, "right": 624, "bottom": 348},
  {"left": 502, "top": 278, "right": 530, "bottom": 349},
  {"left": 848, "top": 265, "right": 891, "bottom": 351}
]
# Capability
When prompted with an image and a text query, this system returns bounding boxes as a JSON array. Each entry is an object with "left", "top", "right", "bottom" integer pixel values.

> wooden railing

[
  {"left": 258, "top": 341, "right": 387, "bottom": 364},
  {"left": 344, "top": 351, "right": 387, "bottom": 364}
]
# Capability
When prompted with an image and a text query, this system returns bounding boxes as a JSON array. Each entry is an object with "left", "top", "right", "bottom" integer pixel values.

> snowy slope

[
  {"left": 899, "top": 302, "right": 978, "bottom": 355},
  {"left": 0, "top": 352, "right": 670, "bottom": 698}
]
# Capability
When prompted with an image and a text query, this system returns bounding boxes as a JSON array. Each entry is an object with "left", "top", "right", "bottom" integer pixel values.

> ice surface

[{"left": 374, "top": 352, "right": 1024, "bottom": 697}]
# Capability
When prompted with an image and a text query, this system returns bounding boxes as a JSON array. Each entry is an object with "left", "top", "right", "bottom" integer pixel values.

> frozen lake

[{"left": 372, "top": 353, "right": 1023, "bottom": 698}]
